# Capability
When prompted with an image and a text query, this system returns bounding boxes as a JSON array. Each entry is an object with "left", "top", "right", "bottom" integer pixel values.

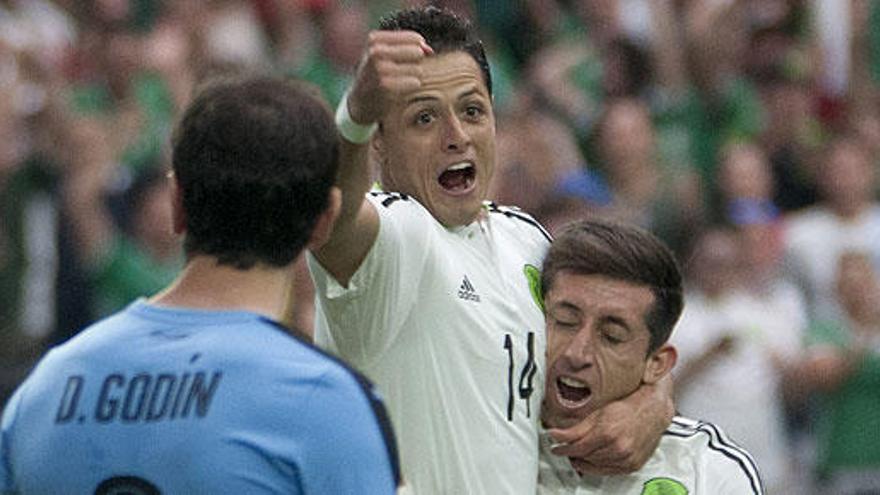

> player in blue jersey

[
  {"left": 538, "top": 220, "right": 764, "bottom": 494},
  {"left": 0, "top": 75, "right": 402, "bottom": 494}
]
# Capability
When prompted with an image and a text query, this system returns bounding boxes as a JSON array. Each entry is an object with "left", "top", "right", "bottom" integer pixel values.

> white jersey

[
  {"left": 538, "top": 416, "right": 764, "bottom": 495},
  {"left": 308, "top": 192, "right": 550, "bottom": 495}
]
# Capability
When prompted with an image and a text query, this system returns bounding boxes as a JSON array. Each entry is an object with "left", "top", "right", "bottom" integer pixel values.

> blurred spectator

[
  {"left": 715, "top": 140, "right": 780, "bottom": 223},
  {"left": 672, "top": 227, "right": 806, "bottom": 494},
  {"left": 202, "top": 0, "right": 271, "bottom": 70},
  {"left": 61, "top": 115, "right": 180, "bottom": 319},
  {"left": 589, "top": 98, "right": 705, "bottom": 254},
  {"left": 0, "top": 91, "right": 57, "bottom": 407},
  {"left": 294, "top": 0, "right": 368, "bottom": 106},
  {"left": 491, "top": 103, "right": 591, "bottom": 229},
  {"left": 783, "top": 134, "right": 880, "bottom": 324},
  {"left": 802, "top": 250, "right": 880, "bottom": 494}
]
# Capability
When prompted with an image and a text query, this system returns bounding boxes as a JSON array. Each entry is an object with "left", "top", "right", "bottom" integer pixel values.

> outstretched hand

[
  {"left": 348, "top": 30, "right": 434, "bottom": 125},
  {"left": 547, "top": 374, "right": 674, "bottom": 476}
]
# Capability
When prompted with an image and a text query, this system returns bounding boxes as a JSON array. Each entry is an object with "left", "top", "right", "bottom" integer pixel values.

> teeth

[
  {"left": 446, "top": 162, "right": 472, "bottom": 172},
  {"left": 559, "top": 376, "right": 587, "bottom": 389}
]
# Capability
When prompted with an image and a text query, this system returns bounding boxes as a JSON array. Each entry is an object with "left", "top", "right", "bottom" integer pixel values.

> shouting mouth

[
  {"left": 438, "top": 162, "right": 476, "bottom": 194},
  {"left": 556, "top": 376, "right": 592, "bottom": 409}
]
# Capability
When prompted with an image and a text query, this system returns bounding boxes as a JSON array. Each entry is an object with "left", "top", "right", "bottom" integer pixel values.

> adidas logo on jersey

[{"left": 458, "top": 276, "right": 481, "bottom": 302}]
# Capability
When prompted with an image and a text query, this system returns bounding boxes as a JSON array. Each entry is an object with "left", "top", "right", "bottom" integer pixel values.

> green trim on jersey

[
  {"left": 641, "top": 477, "right": 688, "bottom": 494},
  {"left": 524, "top": 264, "right": 543, "bottom": 313}
]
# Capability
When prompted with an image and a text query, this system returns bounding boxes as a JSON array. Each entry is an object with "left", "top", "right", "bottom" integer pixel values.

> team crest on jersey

[
  {"left": 523, "top": 264, "right": 543, "bottom": 312},
  {"left": 641, "top": 477, "right": 688, "bottom": 495}
]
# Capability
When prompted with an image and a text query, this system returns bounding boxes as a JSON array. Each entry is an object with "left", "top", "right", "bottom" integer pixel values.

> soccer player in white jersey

[
  {"left": 538, "top": 219, "right": 764, "bottom": 494},
  {"left": 307, "top": 6, "right": 674, "bottom": 494},
  {"left": 1, "top": 76, "right": 402, "bottom": 494}
]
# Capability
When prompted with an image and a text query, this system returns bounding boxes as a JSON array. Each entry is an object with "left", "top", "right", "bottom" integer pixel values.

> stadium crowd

[{"left": 2, "top": 0, "right": 880, "bottom": 492}]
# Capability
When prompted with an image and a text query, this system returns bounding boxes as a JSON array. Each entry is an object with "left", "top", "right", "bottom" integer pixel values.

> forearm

[{"left": 309, "top": 96, "right": 379, "bottom": 287}]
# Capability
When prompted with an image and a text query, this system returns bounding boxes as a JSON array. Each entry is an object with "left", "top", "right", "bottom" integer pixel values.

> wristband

[{"left": 335, "top": 92, "right": 377, "bottom": 144}]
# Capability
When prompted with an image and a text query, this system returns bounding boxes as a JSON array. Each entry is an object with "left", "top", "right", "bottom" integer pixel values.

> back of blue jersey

[{"left": 0, "top": 300, "right": 399, "bottom": 494}]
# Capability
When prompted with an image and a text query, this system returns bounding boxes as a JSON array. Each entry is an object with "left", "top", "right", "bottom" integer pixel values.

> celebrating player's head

[
  {"left": 171, "top": 75, "right": 340, "bottom": 269},
  {"left": 541, "top": 219, "right": 684, "bottom": 429},
  {"left": 372, "top": 6, "right": 496, "bottom": 228}
]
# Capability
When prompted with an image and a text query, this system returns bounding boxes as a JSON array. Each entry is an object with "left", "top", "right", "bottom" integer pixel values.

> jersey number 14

[{"left": 503, "top": 332, "right": 538, "bottom": 421}]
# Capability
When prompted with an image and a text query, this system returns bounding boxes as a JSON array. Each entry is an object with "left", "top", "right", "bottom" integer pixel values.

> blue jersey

[{"left": 0, "top": 300, "right": 400, "bottom": 494}]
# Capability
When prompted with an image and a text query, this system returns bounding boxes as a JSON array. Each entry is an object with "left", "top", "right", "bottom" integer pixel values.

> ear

[
  {"left": 169, "top": 173, "right": 186, "bottom": 235},
  {"left": 642, "top": 344, "right": 677, "bottom": 385},
  {"left": 307, "top": 186, "right": 342, "bottom": 250},
  {"left": 370, "top": 131, "right": 393, "bottom": 191}
]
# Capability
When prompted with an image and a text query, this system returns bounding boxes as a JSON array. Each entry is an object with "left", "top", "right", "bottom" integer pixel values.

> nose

[
  {"left": 560, "top": 329, "right": 595, "bottom": 371},
  {"left": 442, "top": 114, "right": 470, "bottom": 152}
]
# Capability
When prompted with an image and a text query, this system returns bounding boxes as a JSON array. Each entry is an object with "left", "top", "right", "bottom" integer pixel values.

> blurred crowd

[{"left": 3, "top": 0, "right": 880, "bottom": 493}]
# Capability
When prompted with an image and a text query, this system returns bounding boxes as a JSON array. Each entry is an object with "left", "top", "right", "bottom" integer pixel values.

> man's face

[
  {"left": 543, "top": 272, "right": 665, "bottom": 430},
  {"left": 376, "top": 51, "right": 495, "bottom": 227}
]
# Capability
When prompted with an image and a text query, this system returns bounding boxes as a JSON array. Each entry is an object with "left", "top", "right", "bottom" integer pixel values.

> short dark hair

[
  {"left": 542, "top": 219, "right": 684, "bottom": 353},
  {"left": 379, "top": 6, "right": 492, "bottom": 97},
  {"left": 171, "top": 75, "right": 339, "bottom": 269}
]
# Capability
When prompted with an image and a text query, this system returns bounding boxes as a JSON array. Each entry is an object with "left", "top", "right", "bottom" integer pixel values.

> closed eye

[
  {"left": 602, "top": 332, "right": 624, "bottom": 345},
  {"left": 553, "top": 318, "right": 578, "bottom": 331}
]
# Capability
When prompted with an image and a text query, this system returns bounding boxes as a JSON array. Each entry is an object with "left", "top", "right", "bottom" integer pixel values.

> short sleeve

[{"left": 308, "top": 193, "right": 433, "bottom": 367}]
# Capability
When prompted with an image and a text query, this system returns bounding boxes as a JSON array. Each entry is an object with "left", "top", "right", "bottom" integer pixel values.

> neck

[{"left": 149, "top": 255, "right": 293, "bottom": 321}]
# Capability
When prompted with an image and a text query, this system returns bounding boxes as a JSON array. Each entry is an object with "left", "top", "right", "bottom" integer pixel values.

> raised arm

[
  {"left": 311, "top": 30, "right": 433, "bottom": 286},
  {"left": 547, "top": 374, "right": 674, "bottom": 475}
]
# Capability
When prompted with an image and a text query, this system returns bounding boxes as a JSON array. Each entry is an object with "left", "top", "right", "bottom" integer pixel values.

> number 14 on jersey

[{"left": 503, "top": 332, "right": 538, "bottom": 422}]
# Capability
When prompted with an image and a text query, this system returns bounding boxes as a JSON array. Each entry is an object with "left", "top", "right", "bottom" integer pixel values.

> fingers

[
  {"left": 553, "top": 431, "right": 648, "bottom": 476},
  {"left": 365, "top": 30, "right": 431, "bottom": 91},
  {"left": 546, "top": 402, "right": 657, "bottom": 475},
  {"left": 367, "top": 30, "right": 434, "bottom": 56},
  {"left": 349, "top": 30, "right": 433, "bottom": 122},
  {"left": 567, "top": 457, "right": 632, "bottom": 477},
  {"left": 547, "top": 425, "right": 603, "bottom": 459}
]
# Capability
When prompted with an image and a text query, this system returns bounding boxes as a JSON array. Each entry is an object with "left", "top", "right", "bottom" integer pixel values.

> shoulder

[
  {"left": 485, "top": 202, "right": 553, "bottom": 244},
  {"left": 664, "top": 417, "right": 764, "bottom": 495},
  {"left": 264, "top": 320, "right": 389, "bottom": 414},
  {"left": 367, "top": 191, "right": 430, "bottom": 216}
]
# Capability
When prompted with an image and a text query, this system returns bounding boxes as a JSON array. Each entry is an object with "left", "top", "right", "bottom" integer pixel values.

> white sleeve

[{"left": 307, "top": 193, "right": 433, "bottom": 368}]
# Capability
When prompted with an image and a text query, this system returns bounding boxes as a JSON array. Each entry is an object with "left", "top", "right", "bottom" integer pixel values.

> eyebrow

[
  {"left": 405, "top": 95, "right": 439, "bottom": 106},
  {"left": 457, "top": 87, "right": 484, "bottom": 101},
  {"left": 550, "top": 301, "right": 581, "bottom": 316},
  {"left": 405, "top": 86, "right": 487, "bottom": 107}
]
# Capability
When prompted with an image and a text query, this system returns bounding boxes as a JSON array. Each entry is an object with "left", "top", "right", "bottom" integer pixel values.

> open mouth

[
  {"left": 556, "top": 376, "right": 591, "bottom": 408},
  {"left": 438, "top": 162, "right": 476, "bottom": 193}
]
